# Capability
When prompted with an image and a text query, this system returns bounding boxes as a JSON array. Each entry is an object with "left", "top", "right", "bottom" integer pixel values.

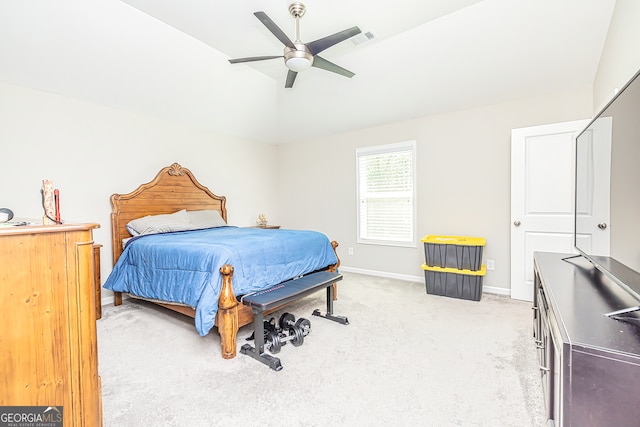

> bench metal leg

[
  {"left": 240, "top": 274, "right": 347, "bottom": 370},
  {"left": 312, "top": 282, "right": 349, "bottom": 325},
  {"left": 240, "top": 309, "right": 283, "bottom": 371}
]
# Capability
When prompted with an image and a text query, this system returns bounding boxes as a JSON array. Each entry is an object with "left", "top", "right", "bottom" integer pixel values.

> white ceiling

[{"left": 0, "top": 0, "right": 616, "bottom": 144}]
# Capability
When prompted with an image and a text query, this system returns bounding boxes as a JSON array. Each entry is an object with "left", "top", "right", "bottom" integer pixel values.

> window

[{"left": 356, "top": 141, "right": 416, "bottom": 247}]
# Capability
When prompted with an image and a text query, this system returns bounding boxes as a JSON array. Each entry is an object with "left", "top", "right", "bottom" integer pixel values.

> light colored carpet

[{"left": 97, "top": 272, "right": 546, "bottom": 426}]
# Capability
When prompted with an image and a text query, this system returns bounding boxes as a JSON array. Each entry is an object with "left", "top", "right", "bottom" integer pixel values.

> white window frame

[{"left": 356, "top": 141, "right": 417, "bottom": 247}]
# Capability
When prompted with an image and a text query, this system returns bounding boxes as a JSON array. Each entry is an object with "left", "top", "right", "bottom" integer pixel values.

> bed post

[
  {"left": 218, "top": 264, "right": 239, "bottom": 359},
  {"left": 330, "top": 241, "right": 340, "bottom": 300}
]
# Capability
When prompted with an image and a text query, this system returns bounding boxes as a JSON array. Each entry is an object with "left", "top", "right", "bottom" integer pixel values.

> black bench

[{"left": 240, "top": 271, "right": 348, "bottom": 371}]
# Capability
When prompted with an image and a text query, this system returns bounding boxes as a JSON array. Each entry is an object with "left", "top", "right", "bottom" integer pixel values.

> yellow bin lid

[
  {"left": 421, "top": 235, "right": 486, "bottom": 246},
  {"left": 421, "top": 263, "right": 487, "bottom": 276}
]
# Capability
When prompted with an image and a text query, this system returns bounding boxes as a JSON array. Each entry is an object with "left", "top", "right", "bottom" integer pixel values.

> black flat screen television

[{"left": 574, "top": 68, "right": 640, "bottom": 317}]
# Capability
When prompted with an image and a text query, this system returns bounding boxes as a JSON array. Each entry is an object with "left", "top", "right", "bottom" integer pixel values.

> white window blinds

[{"left": 356, "top": 141, "right": 416, "bottom": 247}]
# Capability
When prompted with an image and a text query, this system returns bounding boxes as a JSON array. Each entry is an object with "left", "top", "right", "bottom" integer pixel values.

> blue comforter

[{"left": 103, "top": 227, "right": 338, "bottom": 336}]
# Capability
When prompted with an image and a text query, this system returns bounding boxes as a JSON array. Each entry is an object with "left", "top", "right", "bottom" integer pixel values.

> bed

[{"left": 105, "top": 162, "right": 340, "bottom": 359}]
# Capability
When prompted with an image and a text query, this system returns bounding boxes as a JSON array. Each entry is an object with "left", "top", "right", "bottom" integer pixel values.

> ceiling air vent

[{"left": 351, "top": 31, "right": 375, "bottom": 46}]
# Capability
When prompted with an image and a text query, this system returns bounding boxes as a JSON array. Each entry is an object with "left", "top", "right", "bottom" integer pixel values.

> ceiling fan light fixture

[
  {"left": 285, "top": 56, "right": 313, "bottom": 72},
  {"left": 284, "top": 44, "right": 313, "bottom": 72}
]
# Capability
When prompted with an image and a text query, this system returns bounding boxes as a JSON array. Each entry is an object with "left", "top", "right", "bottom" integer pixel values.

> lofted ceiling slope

[{"left": 0, "top": 0, "right": 616, "bottom": 144}]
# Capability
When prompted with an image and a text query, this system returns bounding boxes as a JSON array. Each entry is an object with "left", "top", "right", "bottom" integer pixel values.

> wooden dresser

[{"left": 0, "top": 223, "right": 102, "bottom": 427}]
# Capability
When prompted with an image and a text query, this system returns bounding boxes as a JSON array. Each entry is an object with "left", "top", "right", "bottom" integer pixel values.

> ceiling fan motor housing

[{"left": 284, "top": 43, "right": 313, "bottom": 71}]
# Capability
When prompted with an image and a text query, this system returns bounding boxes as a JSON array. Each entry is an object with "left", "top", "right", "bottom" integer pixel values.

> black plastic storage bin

[
  {"left": 421, "top": 264, "right": 486, "bottom": 301},
  {"left": 422, "top": 235, "right": 485, "bottom": 271}
]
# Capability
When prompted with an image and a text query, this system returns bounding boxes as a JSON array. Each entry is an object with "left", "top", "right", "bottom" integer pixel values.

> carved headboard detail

[{"left": 110, "top": 163, "right": 227, "bottom": 264}]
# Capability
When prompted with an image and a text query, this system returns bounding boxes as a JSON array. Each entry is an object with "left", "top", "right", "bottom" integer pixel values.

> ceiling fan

[{"left": 228, "top": 2, "right": 361, "bottom": 88}]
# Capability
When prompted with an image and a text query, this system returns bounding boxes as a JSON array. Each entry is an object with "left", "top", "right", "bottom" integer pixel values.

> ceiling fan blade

[
  {"left": 311, "top": 55, "right": 355, "bottom": 78},
  {"left": 306, "top": 27, "right": 362, "bottom": 55},
  {"left": 285, "top": 70, "right": 298, "bottom": 88},
  {"left": 229, "top": 55, "right": 282, "bottom": 64},
  {"left": 254, "top": 11, "right": 295, "bottom": 49}
]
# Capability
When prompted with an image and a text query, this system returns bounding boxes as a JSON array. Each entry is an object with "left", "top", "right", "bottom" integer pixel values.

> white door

[{"left": 510, "top": 119, "right": 610, "bottom": 301}]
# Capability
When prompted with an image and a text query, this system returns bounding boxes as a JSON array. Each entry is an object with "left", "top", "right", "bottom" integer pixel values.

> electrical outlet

[
  {"left": 348, "top": 247, "right": 354, "bottom": 256},
  {"left": 487, "top": 260, "right": 495, "bottom": 271}
]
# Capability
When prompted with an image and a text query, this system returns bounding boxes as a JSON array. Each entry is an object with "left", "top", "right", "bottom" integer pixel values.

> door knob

[
  {"left": 598, "top": 223, "right": 607, "bottom": 230},
  {"left": 514, "top": 221, "right": 521, "bottom": 227}
]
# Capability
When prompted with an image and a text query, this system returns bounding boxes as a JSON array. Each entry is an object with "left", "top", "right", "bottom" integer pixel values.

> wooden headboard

[{"left": 110, "top": 163, "right": 227, "bottom": 265}]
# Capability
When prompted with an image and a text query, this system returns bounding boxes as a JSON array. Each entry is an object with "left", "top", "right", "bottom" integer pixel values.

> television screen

[{"left": 575, "top": 68, "right": 640, "bottom": 313}]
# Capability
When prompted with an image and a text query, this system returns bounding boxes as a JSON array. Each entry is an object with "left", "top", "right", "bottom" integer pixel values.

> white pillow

[
  {"left": 126, "top": 209, "right": 191, "bottom": 236},
  {"left": 185, "top": 209, "right": 227, "bottom": 230}
]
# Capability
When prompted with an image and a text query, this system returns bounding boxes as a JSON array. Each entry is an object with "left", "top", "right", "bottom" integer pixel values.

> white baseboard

[
  {"left": 339, "top": 266, "right": 424, "bottom": 283},
  {"left": 482, "top": 285, "right": 510, "bottom": 297},
  {"left": 339, "top": 266, "right": 511, "bottom": 297}
]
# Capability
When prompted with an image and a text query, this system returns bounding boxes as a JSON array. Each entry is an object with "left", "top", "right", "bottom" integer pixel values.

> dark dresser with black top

[{"left": 533, "top": 252, "right": 640, "bottom": 427}]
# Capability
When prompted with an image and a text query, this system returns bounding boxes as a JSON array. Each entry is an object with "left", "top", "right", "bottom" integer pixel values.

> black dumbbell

[
  {"left": 266, "top": 327, "right": 305, "bottom": 354},
  {"left": 279, "top": 312, "right": 312, "bottom": 337},
  {"left": 294, "top": 317, "right": 311, "bottom": 337},
  {"left": 262, "top": 312, "right": 311, "bottom": 353},
  {"left": 279, "top": 312, "right": 296, "bottom": 329}
]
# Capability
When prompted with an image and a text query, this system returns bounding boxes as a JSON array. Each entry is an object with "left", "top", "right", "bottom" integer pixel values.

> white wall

[
  {"left": 276, "top": 88, "right": 592, "bottom": 292},
  {"left": 0, "top": 83, "right": 279, "bottom": 302},
  {"left": 593, "top": 0, "right": 640, "bottom": 112}
]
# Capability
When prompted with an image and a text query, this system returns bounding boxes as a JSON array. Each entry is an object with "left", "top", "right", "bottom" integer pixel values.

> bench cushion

[{"left": 242, "top": 271, "right": 343, "bottom": 311}]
